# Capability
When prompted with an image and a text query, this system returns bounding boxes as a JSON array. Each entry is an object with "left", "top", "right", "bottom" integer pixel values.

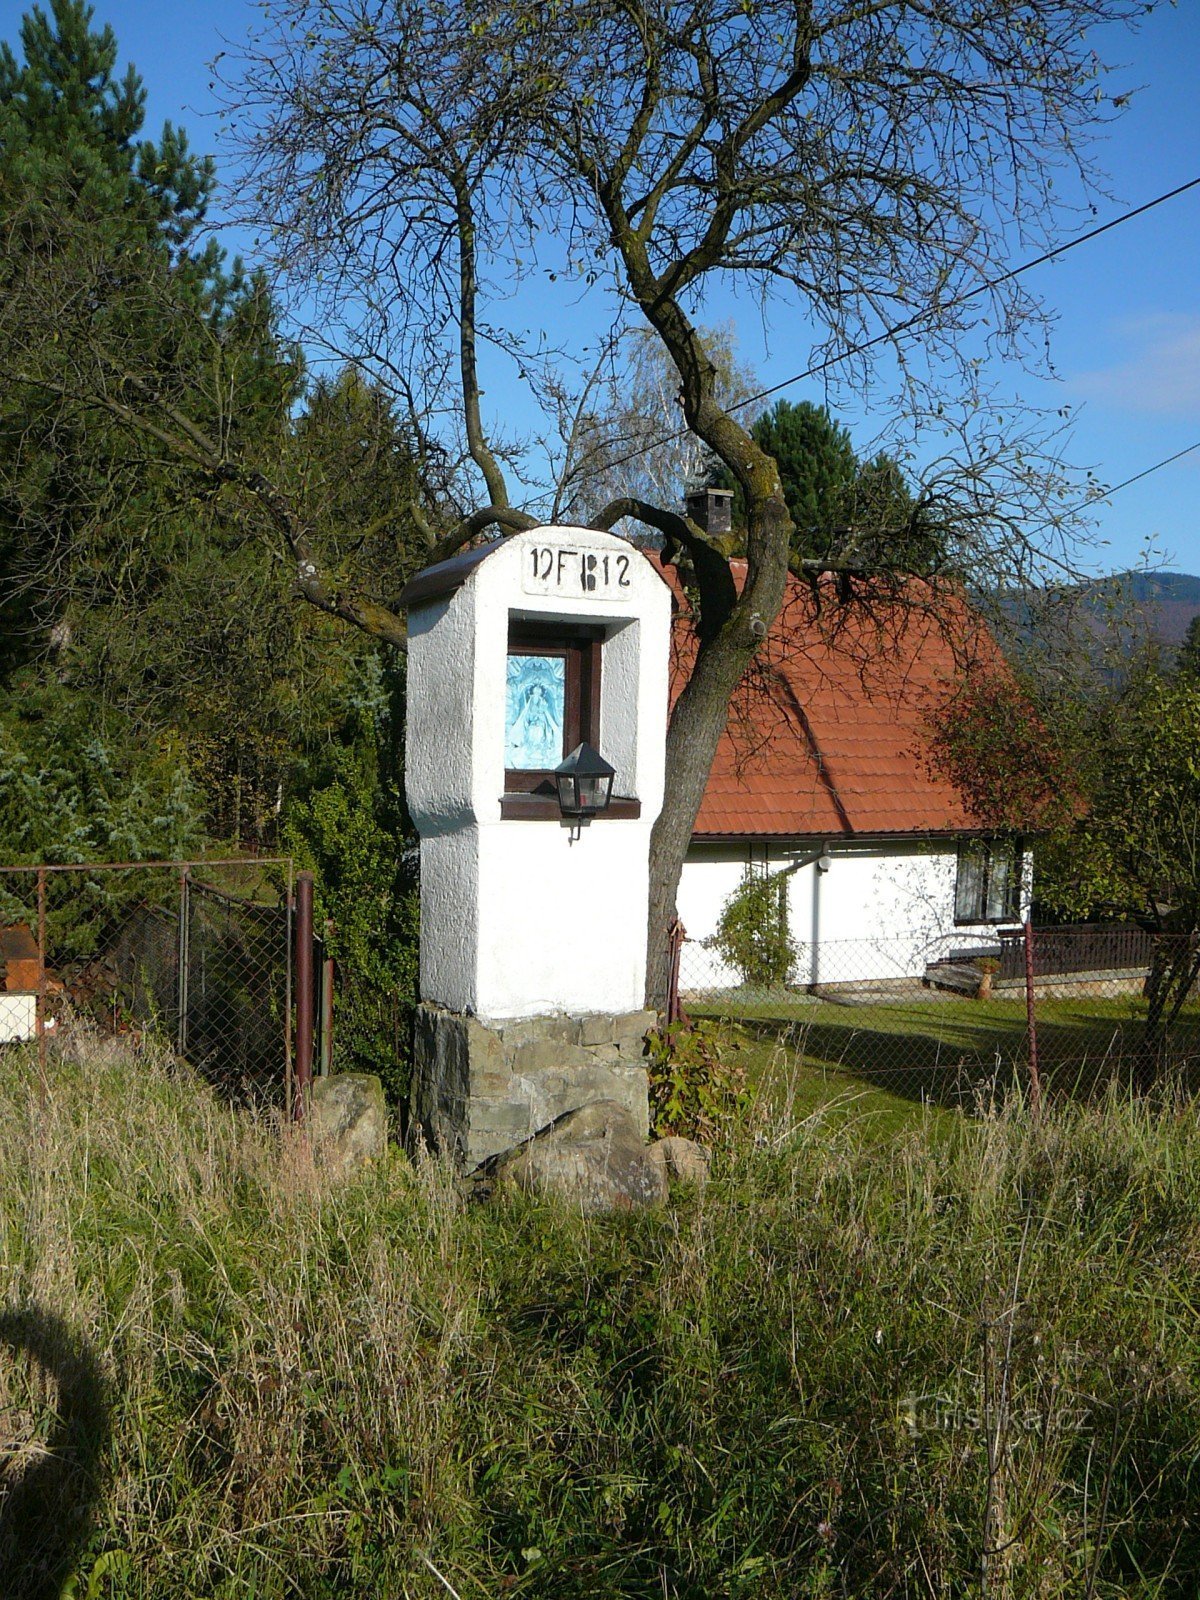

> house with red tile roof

[
  {"left": 673, "top": 564, "right": 1031, "bottom": 987},
  {"left": 0, "top": 923, "right": 40, "bottom": 1042}
]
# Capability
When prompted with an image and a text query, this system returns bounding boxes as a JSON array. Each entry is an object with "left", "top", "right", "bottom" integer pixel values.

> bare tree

[
  {"left": 150, "top": 3, "right": 1170, "bottom": 997},
  {"left": 554, "top": 321, "right": 760, "bottom": 525}
]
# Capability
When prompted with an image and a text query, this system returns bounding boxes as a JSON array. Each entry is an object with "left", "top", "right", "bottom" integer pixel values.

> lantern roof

[{"left": 555, "top": 742, "right": 615, "bottom": 780}]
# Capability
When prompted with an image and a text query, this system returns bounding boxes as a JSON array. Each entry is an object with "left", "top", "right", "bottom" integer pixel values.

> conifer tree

[
  {"left": 0, "top": 0, "right": 311, "bottom": 657},
  {"left": 710, "top": 399, "right": 946, "bottom": 571},
  {"left": 748, "top": 400, "right": 859, "bottom": 558},
  {"left": 0, "top": 0, "right": 212, "bottom": 241},
  {"left": 0, "top": 1, "right": 307, "bottom": 845},
  {"left": 1176, "top": 614, "right": 1200, "bottom": 682}
]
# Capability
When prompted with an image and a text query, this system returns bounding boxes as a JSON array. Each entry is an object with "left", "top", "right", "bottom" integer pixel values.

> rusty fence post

[
  {"left": 176, "top": 866, "right": 191, "bottom": 1058},
  {"left": 666, "top": 917, "right": 687, "bottom": 1027},
  {"left": 36, "top": 866, "right": 47, "bottom": 1094},
  {"left": 318, "top": 919, "right": 335, "bottom": 1077},
  {"left": 294, "top": 871, "right": 315, "bottom": 1119},
  {"left": 1024, "top": 918, "right": 1042, "bottom": 1118},
  {"left": 284, "top": 862, "right": 294, "bottom": 1121}
]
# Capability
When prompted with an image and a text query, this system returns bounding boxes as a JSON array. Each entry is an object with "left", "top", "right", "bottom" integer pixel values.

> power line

[
  {"left": 740, "top": 176, "right": 1200, "bottom": 417},
  {"left": 539, "top": 174, "right": 1200, "bottom": 506},
  {"left": 1072, "top": 438, "right": 1200, "bottom": 511}
]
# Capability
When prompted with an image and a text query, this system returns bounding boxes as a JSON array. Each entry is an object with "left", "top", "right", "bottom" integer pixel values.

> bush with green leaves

[
  {"left": 646, "top": 1018, "right": 748, "bottom": 1140},
  {"left": 282, "top": 655, "right": 418, "bottom": 1101},
  {"left": 0, "top": 685, "right": 207, "bottom": 959},
  {"left": 709, "top": 867, "right": 797, "bottom": 987}
]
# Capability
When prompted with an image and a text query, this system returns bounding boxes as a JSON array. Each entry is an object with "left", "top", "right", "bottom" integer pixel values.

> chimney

[{"left": 685, "top": 486, "right": 733, "bottom": 537}]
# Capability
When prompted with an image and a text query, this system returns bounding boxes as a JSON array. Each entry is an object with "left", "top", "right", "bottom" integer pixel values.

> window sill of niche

[{"left": 499, "top": 795, "right": 642, "bottom": 821}]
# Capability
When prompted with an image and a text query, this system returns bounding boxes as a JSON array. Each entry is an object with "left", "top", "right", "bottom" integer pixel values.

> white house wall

[
  {"left": 676, "top": 844, "right": 752, "bottom": 987},
  {"left": 679, "top": 840, "right": 1033, "bottom": 988},
  {"left": 0, "top": 993, "right": 36, "bottom": 1044}
]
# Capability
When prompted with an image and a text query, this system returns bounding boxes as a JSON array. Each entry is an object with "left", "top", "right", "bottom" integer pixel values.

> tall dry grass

[{"left": 2, "top": 1026, "right": 1200, "bottom": 1597}]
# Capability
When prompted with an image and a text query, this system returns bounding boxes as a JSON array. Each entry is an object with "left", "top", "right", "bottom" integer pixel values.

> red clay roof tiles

[{"left": 664, "top": 561, "right": 1002, "bottom": 839}]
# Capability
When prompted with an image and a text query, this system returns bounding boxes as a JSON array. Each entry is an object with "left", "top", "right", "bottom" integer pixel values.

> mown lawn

[{"left": 698, "top": 990, "right": 1200, "bottom": 1125}]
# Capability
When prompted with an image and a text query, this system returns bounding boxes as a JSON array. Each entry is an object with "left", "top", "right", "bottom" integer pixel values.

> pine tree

[
  {"left": 0, "top": 0, "right": 304, "bottom": 645},
  {"left": 749, "top": 400, "right": 859, "bottom": 558},
  {"left": 0, "top": 0, "right": 212, "bottom": 241},
  {"left": 708, "top": 399, "right": 946, "bottom": 570},
  {"left": 0, "top": 1, "right": 305, "bottom": 849},
  {"left": 1177, "top": 615, "right": 1200, "bottom": 682},
  {"left": 293, "top": 368, "right": 428, "bottom": 604},
  {"left": 0, "top": 0, "right": 227, "bottom": 674}
]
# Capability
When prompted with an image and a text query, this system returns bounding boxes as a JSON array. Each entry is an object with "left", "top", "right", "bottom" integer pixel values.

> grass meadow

[{"left": 2, "top": 1025, "right": 1200, "bottom": 1597}]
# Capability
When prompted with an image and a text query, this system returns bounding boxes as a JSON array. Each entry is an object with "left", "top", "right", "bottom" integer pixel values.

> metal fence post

[
  {"left": 319, "top": 919, "right": 335, "bottom": 1077},
  {"left": 666, "top": 917, "right": 686, "bottom": 1026},
  {"left": 294, "top": 871, "right": 315, "bottom": 1119},
  {"left": 1024, "top": 919, "right": 1042, "bottom": 1117},
  {"left": 284, "top": 862, "right": 294, "bottom": 1121},
  {"left": 36, "top": 865, "right": 47, "bottom": 1092},
  {"left": 176, "top": 867, "right": 190, "bottom": 1057}
]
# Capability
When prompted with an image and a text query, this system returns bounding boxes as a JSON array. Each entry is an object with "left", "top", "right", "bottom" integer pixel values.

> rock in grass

[
  {"left": 485, "top": 1099, "right": 667, "bottom": 1213},
  {"left": 310, "top": 1074, "right": 387, "bottom": 1176},
  {"left": 647, "top": 1134, "right": 710, "bottom": 1189}
]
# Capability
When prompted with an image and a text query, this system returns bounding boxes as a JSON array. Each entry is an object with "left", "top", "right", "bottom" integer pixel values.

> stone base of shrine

[{"left": 410, "top": 1002, "right": 654, "bottom": 1170}]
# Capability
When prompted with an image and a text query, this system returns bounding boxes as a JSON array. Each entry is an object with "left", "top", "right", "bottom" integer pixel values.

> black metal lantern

[{"left": 554, "top": 742, "right": 615, "bottom": 837}]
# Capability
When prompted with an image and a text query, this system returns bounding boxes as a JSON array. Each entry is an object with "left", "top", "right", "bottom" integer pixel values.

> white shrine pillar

[{"left": 399, "top": 526, "right": 671, "bottom": 1167}]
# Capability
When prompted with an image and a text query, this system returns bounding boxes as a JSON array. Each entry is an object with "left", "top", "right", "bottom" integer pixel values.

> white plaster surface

[
  {"left": 0, "top": 993, "right": 36, "bottom": 1044},
  {"left": 475, "top": 820, "right": 652, "bottom": 1019},
  {"left": 406, "top": 526, "right": 671, "bottom": 1018},
  {"left": 406, "top": 595, "right": 477, "bottom": 835},
  {"left": 418, "top": 830, "right": 480, "bottom": 1016},
  {"left": 678, "top": 839, "right": 1034, "bottom": 988}
]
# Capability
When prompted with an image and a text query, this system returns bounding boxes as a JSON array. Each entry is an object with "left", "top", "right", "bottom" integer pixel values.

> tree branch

[
  {"left": 409, "top": 499, "right": 439, "bottom": 550},
  {"left": 426, "top": 504, "right": 539, "bottom": 566},
  {"left": 450, "top": 166, "right": 511, "bottom": 510},
  {"left": 589, "top": 496, "right": 737, "bottom": 638},
  {"left": 16, "top": 368, "right": 411, "bottom": 649}
]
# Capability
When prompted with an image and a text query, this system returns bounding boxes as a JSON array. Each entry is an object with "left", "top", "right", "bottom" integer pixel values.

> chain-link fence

[
  {"left": 0, "top": 860, "right": 298, "bottom": 1107},
  {"left": 676, "top": 922, "right": 1200, "bottom": 1108}
]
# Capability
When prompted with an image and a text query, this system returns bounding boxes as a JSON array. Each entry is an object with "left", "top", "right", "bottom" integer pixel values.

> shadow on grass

[
  {"left": 696, "top": 999, "right": 1200, "bottom": 1112},
  {"left": 0, "top": 1307, "right": 110, "bottom": 1600}
]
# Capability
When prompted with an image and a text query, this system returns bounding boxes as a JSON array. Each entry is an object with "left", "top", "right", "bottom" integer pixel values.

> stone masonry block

[
  {"left": 499, "top": 1015, "right": 579, "bottom": 1052},
  {"left": 510, "top": 1038, "right": 595, "bottom": 1077},
  {"left": 464, "top": 1015, "right": 507, "bottom": 1075},
  {"left": 576, "top": 1013, "right": 616, "bottom": 1047},
  {"left": 621, "top": 1010, "right": 658, "bottom": 1036},
  {"left": 412, "top": 1003, "right": 652, "bottom": 1170}
]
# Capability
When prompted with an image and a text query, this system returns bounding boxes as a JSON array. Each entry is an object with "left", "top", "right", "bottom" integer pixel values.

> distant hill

[
  {"left": 994, "top": 570, "right": 1200, "bottom": 678},
  {"left": 1076, "top": 571, "right": 1200, "bottom": 654}
]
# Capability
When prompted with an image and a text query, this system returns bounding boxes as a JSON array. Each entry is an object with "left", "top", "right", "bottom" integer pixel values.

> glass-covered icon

[{"left": 505, "top": 654, "right": 565, "bottom": 769}]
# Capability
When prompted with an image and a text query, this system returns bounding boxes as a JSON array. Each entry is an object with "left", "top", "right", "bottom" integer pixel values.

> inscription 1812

[{"left": 522, "top": 544, "right": 634, "bottom": 600}]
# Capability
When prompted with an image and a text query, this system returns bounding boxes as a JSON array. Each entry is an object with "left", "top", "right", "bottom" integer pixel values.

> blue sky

[{"left": 4, "top": 0, "right": 1199, "bottom": 578}]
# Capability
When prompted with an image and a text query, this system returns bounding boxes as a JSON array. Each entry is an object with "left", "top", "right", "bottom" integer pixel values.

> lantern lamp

[{"left": 554, "top": 742, "right": 615, "bottom": 838}]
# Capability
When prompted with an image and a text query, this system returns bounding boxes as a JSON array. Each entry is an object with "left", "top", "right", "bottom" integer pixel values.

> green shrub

[
  {"left": 646, "top": 1018, "right": 748, "bottom": 1140},
  {"left": 282, "top": 657, "right": 418, "bottom": 1102},
  {"left": 0, "top": 686, "right": 208, "bottom": 963},
  {"left": 709, "top": 867, "right": 797, "bottom": 986}
]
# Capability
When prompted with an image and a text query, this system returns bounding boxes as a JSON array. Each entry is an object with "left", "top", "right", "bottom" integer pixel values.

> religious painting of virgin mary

[{"left": 505, "top": 654, "right": 565, "bottom": 769}]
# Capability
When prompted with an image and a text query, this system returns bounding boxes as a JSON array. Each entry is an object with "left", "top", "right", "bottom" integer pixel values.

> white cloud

[{"left": 1070, "top": 312, "right": 1200, "bottom": 419}]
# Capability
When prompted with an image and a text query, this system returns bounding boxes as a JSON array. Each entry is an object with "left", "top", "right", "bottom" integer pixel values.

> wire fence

[
  {"left": 676, "top": 922, "right": 1200, "bottom": 1109},
  {"left": 0, "top": 860, "right": 298, "bottom": 1108}
]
